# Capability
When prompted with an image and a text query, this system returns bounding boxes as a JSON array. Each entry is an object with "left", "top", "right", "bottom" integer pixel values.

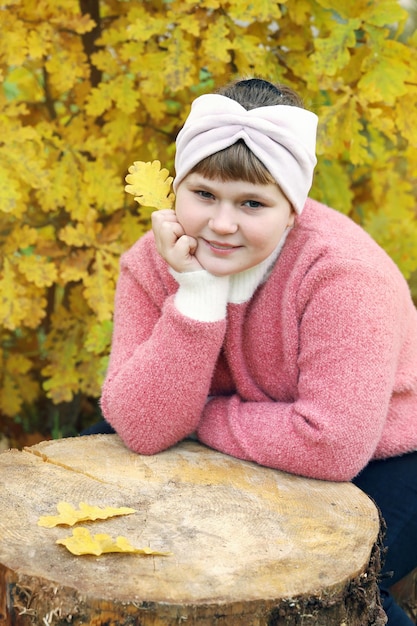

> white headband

[{"left": 173, "top": 93, "right": 318, "bottom": 214}]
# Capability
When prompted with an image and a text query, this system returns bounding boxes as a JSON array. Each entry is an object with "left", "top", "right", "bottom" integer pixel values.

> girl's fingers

[
  {"left": 157, "top": 220, "right": 183, "bottom": 245},
  {"left": 175, "top": 235, "right": 197, "bottom": 257},
  {"left": 151, "top": 211, "right": 201, "bottom": 272},
  {"left": 170, "top": 235, "right": 201, "bottom": 272},
  {"left": 153, "top": 213, "right": 184, "bottom": 248},
  {"left": 151, "top": 209, "right": 177, "bottom": 225}
]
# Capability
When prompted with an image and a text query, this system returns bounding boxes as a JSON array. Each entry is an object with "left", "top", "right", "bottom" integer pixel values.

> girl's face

[{"left": 175, "top": 173, "right": 295, "bottom": 276}]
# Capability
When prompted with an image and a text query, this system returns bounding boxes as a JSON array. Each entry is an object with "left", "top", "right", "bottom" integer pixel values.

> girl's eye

[
  {"left": 195, "top": 190, "right": 214, "bottom": 199},
  {"left": 244, "top": 200, "right": 263, "bottom": 209}
]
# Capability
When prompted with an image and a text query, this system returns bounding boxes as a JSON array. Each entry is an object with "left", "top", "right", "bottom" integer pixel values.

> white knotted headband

[{"left": 173, "top": 93, "right": 318, "bottom": 214}]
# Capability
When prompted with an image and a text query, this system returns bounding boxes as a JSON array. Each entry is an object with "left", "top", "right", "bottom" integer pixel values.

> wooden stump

[
  {"left": 0, "top": 435, "right": 386, "bottom": 625},
  {"left": 391, "top": 567, "right": 417, "bottom": 622}
]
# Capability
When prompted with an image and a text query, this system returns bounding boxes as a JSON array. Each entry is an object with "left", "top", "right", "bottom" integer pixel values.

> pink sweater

[{"left": 101, "top": 199, "right": 417, "bottom": 481}]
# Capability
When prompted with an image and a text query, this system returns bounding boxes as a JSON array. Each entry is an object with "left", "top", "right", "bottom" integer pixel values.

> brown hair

[{"left": 190, "top": 78, "right": 304, "bottom": 185}]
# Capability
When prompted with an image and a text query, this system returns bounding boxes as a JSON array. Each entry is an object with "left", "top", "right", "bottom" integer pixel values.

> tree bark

[{"left": 0, "top": 436, "right": 386, "bottom": 625}]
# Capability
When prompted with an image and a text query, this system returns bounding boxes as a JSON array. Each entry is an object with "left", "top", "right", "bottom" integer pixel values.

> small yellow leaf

[
  {"left": 58, "top": 219, "right": 101, "bottom": 248},
  {"left": 56, "top": 527, "right": 172, "bottom": 557},
  {"left": 311, "top": 19, "right": 361, "bottom": 77},
  {"left": 201, "top": 16, "right": 232, "bottom": 65},
  {"left": 38, "top": 502, "right": 136, "bottom": 528},
  {"left": 82, "top": 250, "right": 116, "bottom": 322},
  {"left": 0, "top": 164, "right": 22, "bottom": 214},
  {"left": 17, "top": 255, "right": 58, "bottom": 288},
  {"left": 125, "top": 160, "right": 175, "bottom": 210},
  {"left": 0, "top": 258, "right": 30, "bottom": 330}
]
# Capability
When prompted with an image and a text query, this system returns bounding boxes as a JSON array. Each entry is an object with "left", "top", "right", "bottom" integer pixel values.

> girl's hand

[{"left": 151, "top": 210, "right": 203, "bottom": 273}]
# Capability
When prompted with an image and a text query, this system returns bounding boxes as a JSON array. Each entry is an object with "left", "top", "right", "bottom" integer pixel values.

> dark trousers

[
  {"left": 82, "top": 422, "right": 417, "bottom": 624},
  {"left": 353, "top": 451, "right": 417, "bottom": 625},
  {"left": 82, "top": 420, "right": 116, "bottom": 435}
]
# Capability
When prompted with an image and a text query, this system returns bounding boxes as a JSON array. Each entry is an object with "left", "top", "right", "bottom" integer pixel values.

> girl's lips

[
  {"left": 202, "top": 239, "right": 242, "bottom": 255},
  {"left": 203, "top": 239, "right": 240, "bottom": 249}
]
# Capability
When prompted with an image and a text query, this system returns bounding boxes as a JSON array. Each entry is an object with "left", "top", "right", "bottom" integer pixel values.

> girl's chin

[{"left": 195, "top": 256, "right": 249, "bottom": 277}]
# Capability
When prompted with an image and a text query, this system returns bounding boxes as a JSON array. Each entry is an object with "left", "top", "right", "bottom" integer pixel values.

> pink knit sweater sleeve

[
  {"left": 100, "top": 240, "right": 227, "bottom": 454},
  {"left": 197, "top": 261, "right": 407, "bottom": 481}
]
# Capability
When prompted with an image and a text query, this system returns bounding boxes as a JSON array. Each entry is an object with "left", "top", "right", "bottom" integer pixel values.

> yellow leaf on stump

[
  {"left": 38, "top": 501, "right": 136, "bottom": 528},
  {"left": 57, "top": 527, "right": 172, "bottom": 557}
]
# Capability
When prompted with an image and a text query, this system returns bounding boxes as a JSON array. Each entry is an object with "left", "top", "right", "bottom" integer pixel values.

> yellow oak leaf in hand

[
  {"left": 125, "top": 160, "right": 175, "bottom": 209},
  {"left": 37, "top": 502, "right": 136, "bottom": 528},
  {"left": 57, "top": 527, "right": 172, "bottom": 557}
]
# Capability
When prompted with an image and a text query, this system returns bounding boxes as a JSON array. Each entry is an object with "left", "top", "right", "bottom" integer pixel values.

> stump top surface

[{"left": 0, "top": 435, "right": 379, "bottom": 604}]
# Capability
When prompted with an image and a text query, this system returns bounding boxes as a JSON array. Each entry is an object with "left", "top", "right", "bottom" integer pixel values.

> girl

[{"left": 100, "top": 78, "right": 417, "bottom": 624}]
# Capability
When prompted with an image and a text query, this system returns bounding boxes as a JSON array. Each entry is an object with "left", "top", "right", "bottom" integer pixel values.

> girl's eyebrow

[
  {"left": 186, "top": 176, "right": 217, "bottom": 189},
  {"left": 235, "top": 189, "right": 279, "bottom": 204},
  {"left": 187, "top": 178, "right": 215, "bottom": 190},
  {"left": 187, "top": 177, "right": 276, "bottom": 202}
]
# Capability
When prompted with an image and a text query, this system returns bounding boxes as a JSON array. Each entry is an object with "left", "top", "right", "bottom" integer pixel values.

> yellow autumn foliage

[{"left": 0, "top": 0, "right": 416, "bottom": 435}]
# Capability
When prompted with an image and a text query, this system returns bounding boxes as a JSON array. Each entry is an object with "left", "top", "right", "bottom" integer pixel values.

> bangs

[{"left": 190, "top": 140, "right": 276, "bottom": 186}]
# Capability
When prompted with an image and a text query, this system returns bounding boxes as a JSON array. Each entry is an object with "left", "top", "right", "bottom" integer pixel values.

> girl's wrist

[{"left": 170, "top": 268, "right": 230, "bottom": 322}]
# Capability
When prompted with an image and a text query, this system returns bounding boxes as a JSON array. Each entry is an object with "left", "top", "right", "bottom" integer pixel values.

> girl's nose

[{"left": 208, "top": 204, "right": 238, "bottom": 234}]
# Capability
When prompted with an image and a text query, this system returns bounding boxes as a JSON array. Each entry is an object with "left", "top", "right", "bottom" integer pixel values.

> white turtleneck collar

[{"left": 227, "top": 226, "right": 291, "bottom": 304}]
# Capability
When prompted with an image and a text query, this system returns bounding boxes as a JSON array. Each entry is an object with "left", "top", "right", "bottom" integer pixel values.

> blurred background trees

[{"left": 0, "top": 0, "right": 416, "bottom": 447}]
